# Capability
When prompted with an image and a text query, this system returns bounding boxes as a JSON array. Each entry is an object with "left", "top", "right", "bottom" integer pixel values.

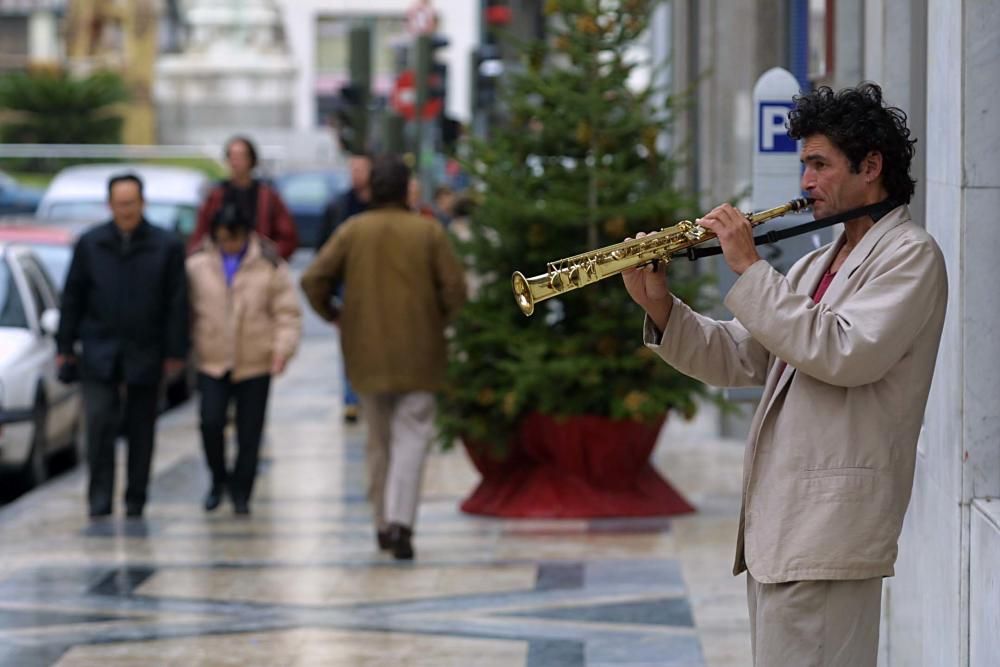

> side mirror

[{"left": 40, "top": 308, "right": 60, "bottom": 336}]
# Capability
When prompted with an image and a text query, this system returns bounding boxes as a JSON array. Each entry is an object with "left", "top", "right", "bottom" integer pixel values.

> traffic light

[
  {"left": 415, "top": 34, "right": 449, "bottom": 121},
  {"left": 335, "top": 82, "right": 366, "bottom": 154},
  {"left": 335, "top": 25, "right": 371, "bottom": 154},
  {"left": 472, "top": 43, "right": 503, "bottom": 112}
]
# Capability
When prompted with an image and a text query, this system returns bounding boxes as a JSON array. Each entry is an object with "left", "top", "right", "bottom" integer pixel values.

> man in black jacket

[{"left": 57, "top": 173, "right": 189, "bottom": 519}]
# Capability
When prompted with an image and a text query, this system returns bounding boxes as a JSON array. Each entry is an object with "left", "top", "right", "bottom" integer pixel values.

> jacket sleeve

[
  {"left": 269, "top": 261, "right": 303, "bottom": 362},
  {"left": 190, "top": 186, "right": 222, "bottom": 254},
  {"left": 726, "top": 238, "right": 947, "bottom": 387},
  {"left": 268, "top": 188, "right": 299, "bottom": 260},
  {"left": 644, "top": 296, "right": 772, "bottom": 388},
  {"left": 164, "top": 238, "right": 191, "bottom": 359},
  {"left": 299, "top": 224, "right": 347, "bottom": 322},
  {"left": 430, "top": 224, "right": 467, "bottom": 322},
  {"left": 315, "top": 198, "right": 341, "bottom": 251},
  {"left": 56, "top": 238, "right": 88, "bottom": 356}
]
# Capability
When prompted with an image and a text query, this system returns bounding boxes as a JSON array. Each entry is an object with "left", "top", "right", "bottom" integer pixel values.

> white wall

[
  {"left": 276, "top": 0, "right": 479, "bottom": 131},
  {"left": 876, "top": 1, "right": 1000, "bottom": 665}
]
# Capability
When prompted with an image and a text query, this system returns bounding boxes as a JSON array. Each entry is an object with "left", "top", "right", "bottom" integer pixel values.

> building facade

[
  {"left": 0, "top": 0, "right": 63, "bottom": 72},
  {"left": 274, "top": 0, "right": 478, "bottom": 131}
]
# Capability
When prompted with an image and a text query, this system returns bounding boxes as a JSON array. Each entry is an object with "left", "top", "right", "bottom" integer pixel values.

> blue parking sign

[{"left": 759, "top": 101, "right": 796, "bottom": 153}]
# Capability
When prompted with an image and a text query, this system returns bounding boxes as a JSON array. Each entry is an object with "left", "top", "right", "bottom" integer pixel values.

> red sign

[{"left": 390, "top": 69, "right": 443, "bottom": 121}]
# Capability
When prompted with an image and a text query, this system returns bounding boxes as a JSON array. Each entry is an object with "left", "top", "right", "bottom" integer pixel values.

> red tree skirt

[{"left": 460, "top": 413, "right": 695, "bottom": 518}]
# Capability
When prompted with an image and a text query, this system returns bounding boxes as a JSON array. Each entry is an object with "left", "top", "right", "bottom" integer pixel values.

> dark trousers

[
  {"left": 82, "top": 380, "right": 159, "bottom": 514},
  {"left": 198, "top": 373, "right": 271, "bottom": 503}
]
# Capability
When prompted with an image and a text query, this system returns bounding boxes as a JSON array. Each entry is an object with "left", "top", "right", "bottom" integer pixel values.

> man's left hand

[
  {"left": 163, "top": 358, "right": 186, "bottom": 377},
  {"left": 696, "top": 204, "right": 762, "bottom": 275},
  {"left": 271, "top": 356, "right": 288, "bottom": 376}
]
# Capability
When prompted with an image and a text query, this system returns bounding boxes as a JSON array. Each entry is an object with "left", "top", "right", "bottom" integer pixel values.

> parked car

[
  {"left": 0, "top": 218, "right": 93, "bottom": 290},
  {"left": 0, "top": 170, "right": 43, "bottom": 216},
  {"left": 35, "top": 164, "right": 210, "bottom": 242},
  {"left": 0, "top": 242, "right": 82, "bottom": 490},
  {"left": 274, "top": 169, "right": 349, "bottom": 248}
]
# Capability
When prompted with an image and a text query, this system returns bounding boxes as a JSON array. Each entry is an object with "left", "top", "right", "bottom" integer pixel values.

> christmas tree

[{"left": 439, "top": 0, "right": 712, "bottom": 452}]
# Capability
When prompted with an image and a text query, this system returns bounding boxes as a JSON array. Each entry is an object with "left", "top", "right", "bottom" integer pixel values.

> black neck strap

[{"left": 680, "top": 198, "right": 900, "bottom": 261}]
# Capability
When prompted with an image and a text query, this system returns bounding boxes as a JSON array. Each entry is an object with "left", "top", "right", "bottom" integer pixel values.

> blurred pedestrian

[
  {"left": 57, "top": 173, "right": 189, "bottom": 519},
  {"left": 407, "top": 176, "right": 435, "bottom": 219},
  {"left": 301, "top": 154, "right": 467, "bottom": 559},
  {"left": 431, "top": 185, "right": 456, "bottom": 227},
  {"left": 186, "top": 205, "right": 302, "bottom": 515},
  {"left": 315, "top": 153, "right": 371, "bottom": 250},
  {"left": 315, "top": 152, "right": 372, "bottom": 423},
  {"left": 189, "top": 136, "right": 299, "bottom": 260}
]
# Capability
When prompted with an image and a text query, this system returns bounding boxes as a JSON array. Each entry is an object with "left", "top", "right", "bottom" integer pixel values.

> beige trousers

[
  {"left": 358, "top": 391, "right": 436, "bottom": 529},
  {"left": 746, "top": 573, "right": 882, "bottom": 667}
]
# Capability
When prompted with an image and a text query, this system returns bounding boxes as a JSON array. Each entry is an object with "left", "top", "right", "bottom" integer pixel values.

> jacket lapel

[
  {"left": 820, "top": 205, "right": 910, "bottom": 304},
  {"left": 763, "top": 239, "right": 841, "bottom": 401},
  {"left": 758, "top": 204, "right": 911, "bottom": 417}
]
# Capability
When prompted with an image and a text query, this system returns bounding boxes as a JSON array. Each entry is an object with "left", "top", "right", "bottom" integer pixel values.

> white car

[
  {"left": 35, "top": 163, "right": 210, "bottom": 240},
  {"left": 0, "top": 243, "right": 82, "bottom": 489}
]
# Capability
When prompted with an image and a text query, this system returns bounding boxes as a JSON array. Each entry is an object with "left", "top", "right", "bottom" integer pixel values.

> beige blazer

[
  {"left": 646, "top": 205, "right": 947, "bottom": 583},
  {"left": 186, "top": 235, "right": 302, "bottom": 382}
]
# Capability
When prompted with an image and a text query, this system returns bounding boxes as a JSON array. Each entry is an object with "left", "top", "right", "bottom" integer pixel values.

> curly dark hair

[{"left": 788, "top": 82, "right": 917, "bottom": 204}]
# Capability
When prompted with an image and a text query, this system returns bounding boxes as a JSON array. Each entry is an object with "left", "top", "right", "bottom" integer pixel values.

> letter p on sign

[{"left": 759, "top": 102, "right": 796, "bottom": 153}]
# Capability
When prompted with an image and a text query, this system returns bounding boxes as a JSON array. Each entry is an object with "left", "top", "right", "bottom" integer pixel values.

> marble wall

[{"left": 876, "top": 1, "right": 1000, "bottom": 665}]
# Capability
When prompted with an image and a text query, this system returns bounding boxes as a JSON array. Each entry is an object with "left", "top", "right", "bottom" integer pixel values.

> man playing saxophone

[{"left": 624, "top": 82, "right": 947, "bottom": 666}]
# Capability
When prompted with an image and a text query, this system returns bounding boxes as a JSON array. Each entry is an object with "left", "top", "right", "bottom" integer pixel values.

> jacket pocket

[{"left": 800, "top": 467, "right": 875, "bottom": 503}]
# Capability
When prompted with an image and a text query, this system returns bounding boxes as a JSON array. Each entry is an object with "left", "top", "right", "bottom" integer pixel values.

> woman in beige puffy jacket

[{"left": 186, "top": 206, "right": 302, "bottom": 515}]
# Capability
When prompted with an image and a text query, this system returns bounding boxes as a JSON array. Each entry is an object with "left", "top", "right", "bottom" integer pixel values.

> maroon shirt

[{"left": 773, "top": 269, "right": 837, "bottom": 379}]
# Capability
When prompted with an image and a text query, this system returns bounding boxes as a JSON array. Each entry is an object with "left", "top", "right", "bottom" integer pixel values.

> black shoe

[
  {"left": 388, "top": 523, "right": 414, "bottom": 560},
  {"left": 203, "top": 488, "right": 224, "bottom": 512},
  {"left": 125, "top": 505, "right": 143, "bottom": 519},
  {"left": 233, "top": 499, "right": 250, "bottom": 516},
  {"left": 377, "top": 528, "right": 392, "bottom": 551}
]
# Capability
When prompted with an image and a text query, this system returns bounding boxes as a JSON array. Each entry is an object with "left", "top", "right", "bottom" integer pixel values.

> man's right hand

[
  {"left": 56, "top": 354, "right": 75, "bottom": 368},
  {"left": 621, "top": 233, "right": 673, "bottom": 331}
]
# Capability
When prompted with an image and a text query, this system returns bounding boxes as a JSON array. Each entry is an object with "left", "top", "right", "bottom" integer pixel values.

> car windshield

[
  {"left": 280, "top": 174, "right": 337, "bottom": 207},
  {"left": 45, "top": 202, "right": 198, "bottom": 235},
  {"left": 27, "top": 243, "right": 73, "bottom": 290},
  {"left": 0, "top": 260, "right": 28, "bottom": 329}
]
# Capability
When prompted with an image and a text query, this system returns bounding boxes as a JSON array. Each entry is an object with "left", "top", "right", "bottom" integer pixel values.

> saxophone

[{"left": 511, "top": 198, "right": 811, "bottom": 316}]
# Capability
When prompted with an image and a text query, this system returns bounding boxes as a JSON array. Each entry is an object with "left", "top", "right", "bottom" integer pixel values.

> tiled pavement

[{"left": 0, "top": 285, "right": 752, "bottom": 666}]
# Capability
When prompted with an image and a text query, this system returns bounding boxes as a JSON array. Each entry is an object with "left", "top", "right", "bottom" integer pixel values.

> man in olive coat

[
  {"left": 301, "top": 155, "right": 466, "bottom": 560},
  {"left": 57, "top": 173, "right": 189, "bottom": 519}
]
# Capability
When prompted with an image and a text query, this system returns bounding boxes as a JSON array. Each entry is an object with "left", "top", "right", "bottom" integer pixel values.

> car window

[
  {"left": 0, "top": 260, "right": 28, "bottom": 328},
  {"left": 17, "top": 259, "right": 48, "bottom": 324},
  {"left": 175, "top": 205, "right": 197, "bottom": 236},
  {"left": 20, "top": 255, "right": 59, "bottom": 308},
  {"left": 279, "top": 175, "right": 332, "bottom": 206},
  {"left": 26, "top": 244, "right": 73, "bottom": 291},
  {"left": 46, "top": 201, "right": 110, "bottom": 221},
  {"left": 145, "top": 203, "right": 197, "bottom": 235},
  {"left": 45, "top": 201, "right": 196, "bottom": 237}
]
